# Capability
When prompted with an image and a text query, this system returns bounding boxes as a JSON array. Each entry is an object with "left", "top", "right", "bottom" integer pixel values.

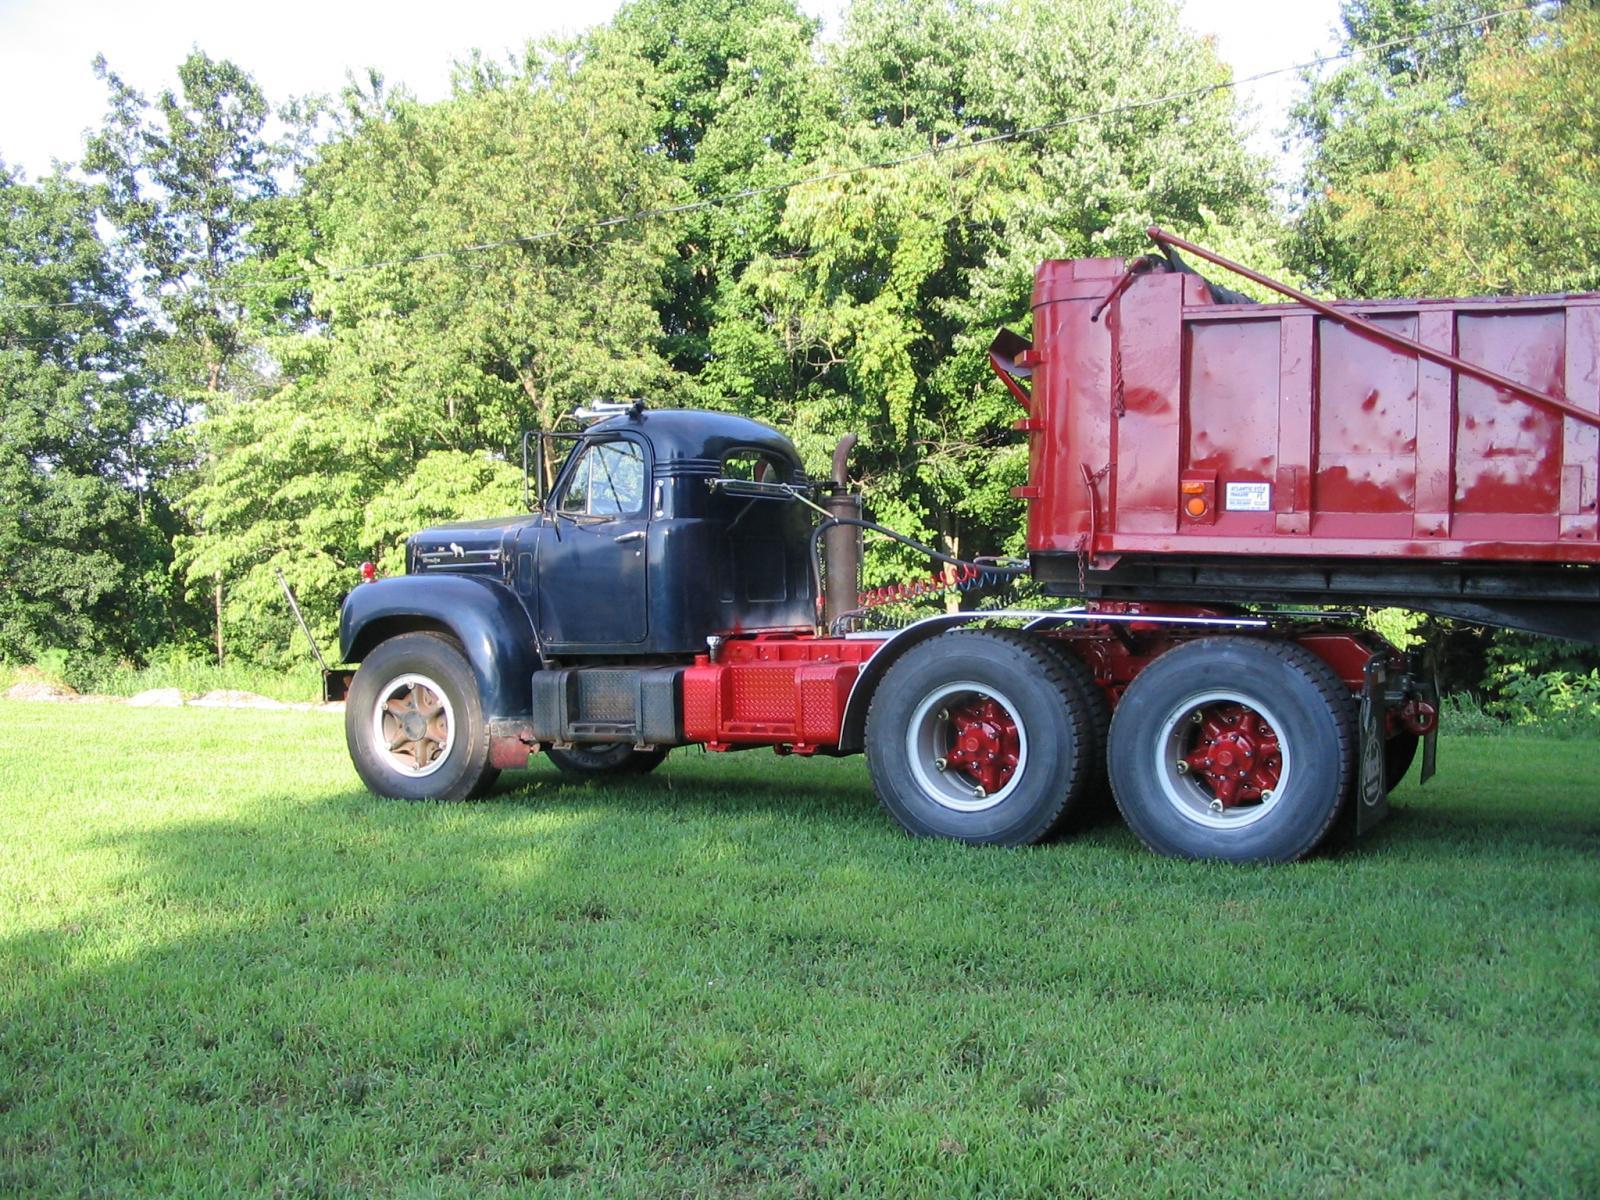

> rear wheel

[
  {"left": 1036, "top": 637, "right": 1112, "bottom": 824},
  {"left": 346, "top": 632, "right": 499, "bottom": 801},
  {"left": 1107, "top": 638, "right": 1355, "bottom": 862},
  {"left": 544, "top": 743, "right": 668, "bottom": 777},
  {"left": 865, "top": 630, "right": 1095, "bottom": 846}
]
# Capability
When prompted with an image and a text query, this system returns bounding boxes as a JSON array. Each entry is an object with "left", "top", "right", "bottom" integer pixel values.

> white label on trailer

[{"left": 1224, "top": 482, "right": 1271, "bottom": 512}]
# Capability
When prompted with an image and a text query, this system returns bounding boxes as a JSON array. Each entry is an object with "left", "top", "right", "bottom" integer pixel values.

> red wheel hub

[
  {"left": 1180, "top": 703, "right": 1282, "bottom": 808},
  {"left": 943, "top": 696, "right": 1021, "bottom": 796}
]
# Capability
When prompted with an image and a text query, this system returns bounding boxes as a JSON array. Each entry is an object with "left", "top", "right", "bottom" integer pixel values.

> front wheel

[
  {"left": 345, "top": 632, "right": 499, "bottom": 801},
  {"left": 1107, "top": 638, "right": 1355, "bottom": 863}
]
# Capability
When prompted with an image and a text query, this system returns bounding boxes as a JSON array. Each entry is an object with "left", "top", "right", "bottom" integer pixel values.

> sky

[{"left": 0, "top": 0, "right": 1341, "bottom": 184}]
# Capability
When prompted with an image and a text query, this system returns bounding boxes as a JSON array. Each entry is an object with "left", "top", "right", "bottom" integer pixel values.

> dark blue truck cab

[{"left": 333, "top": 408, "right": 817, "bottom": 800}]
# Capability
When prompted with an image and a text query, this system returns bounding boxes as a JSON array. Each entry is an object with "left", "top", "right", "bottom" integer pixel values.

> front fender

[{"left": 339, "top": 575, "right": 538, "bottom": 720}]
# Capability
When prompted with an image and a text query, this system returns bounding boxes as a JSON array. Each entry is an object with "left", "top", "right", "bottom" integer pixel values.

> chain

[
  {"left": 1108, "top": 298, "right": 1127, "bottom": 419},
  {"left": 1075, "top": 461, "right": 1112, "bottom": 598}
]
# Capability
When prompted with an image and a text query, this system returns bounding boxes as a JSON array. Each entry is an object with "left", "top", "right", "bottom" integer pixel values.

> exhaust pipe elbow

[{"left": 831, "top": 434, "right": 860, "bottom": 488}]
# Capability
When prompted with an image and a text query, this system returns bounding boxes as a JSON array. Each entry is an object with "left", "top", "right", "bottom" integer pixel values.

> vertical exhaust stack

[{"left": 822, "top": 434, "right": 864, "bottom": 628}]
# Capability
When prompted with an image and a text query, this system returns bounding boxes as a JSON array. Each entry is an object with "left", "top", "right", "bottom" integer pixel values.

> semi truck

[{"left": 325, "top": 229, "right": 1599, "bottom": 863}]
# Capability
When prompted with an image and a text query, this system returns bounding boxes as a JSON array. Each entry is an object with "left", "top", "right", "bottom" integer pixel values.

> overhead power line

[{"left": 9, "top": 2, "right": 1541, "bottom": 312}]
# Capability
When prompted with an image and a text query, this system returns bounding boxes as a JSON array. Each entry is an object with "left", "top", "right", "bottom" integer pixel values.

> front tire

[
  {"left": 1107, "top": 638, "right": 1355, "bottom": 863},
  {"left": 865, "top": 629, "right": 1095, "bottom": 846},
  {"left": 345, "top": 632, "right": 499, "bottom": 801}
]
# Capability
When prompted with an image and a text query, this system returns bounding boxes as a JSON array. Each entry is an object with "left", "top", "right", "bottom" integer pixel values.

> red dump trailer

[
  {"left": 999, "top": 230, "right": 1600, "bottom": 642},
  {"left": 330, "top": 231, "right": 1598, "bottom": 863}
]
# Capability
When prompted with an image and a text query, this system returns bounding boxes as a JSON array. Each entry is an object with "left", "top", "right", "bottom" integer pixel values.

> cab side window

[
  {"left": 722, "top": 449, "right": 789, "bottom": 484},
  {"left": 557, "top": 439, "right": 646, "bottom": 517}
]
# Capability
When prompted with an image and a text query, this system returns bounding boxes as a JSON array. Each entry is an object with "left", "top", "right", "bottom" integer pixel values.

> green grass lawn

[{"left": 2, "top": 703, "right": 1596, "bottom": 1198}]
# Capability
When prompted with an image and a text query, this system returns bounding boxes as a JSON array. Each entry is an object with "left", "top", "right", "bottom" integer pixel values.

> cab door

[{"left": 535, "top": 435, "right": 651, "bottom": 646}]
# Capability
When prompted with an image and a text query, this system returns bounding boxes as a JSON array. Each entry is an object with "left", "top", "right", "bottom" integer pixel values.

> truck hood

[{"left": 408, "top": 515, "right": 530, "bottom": 575}]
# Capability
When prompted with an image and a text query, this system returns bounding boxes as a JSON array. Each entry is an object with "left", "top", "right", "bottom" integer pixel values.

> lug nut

[
  {"left": 973, "top": 785, "right": 987, "bottom": 799},
  {"left": 1209, "top": 799, "right": 1224, "bottom": 813},
  {"left": 934, "top": 757, "right": 948, "bottom": 772},
  {"left": 1174, "top": 761, "right": 1189, "bottom": 775}
]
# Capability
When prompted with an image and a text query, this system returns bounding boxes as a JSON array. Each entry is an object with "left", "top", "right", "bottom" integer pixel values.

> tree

[
  {"left": 589, "top": 0, "right": 832, "bottom": 382},
  {"left": 1296, "top": 3, "right": 1600, "bottom": 296},
  {"left": 178, "top": 50, "right": 683, "bottom": 664},
  {"left": 716, "top": 0, "right": 1274, "bottom": 576},
  {"left": 0, "top": 164, "right": 178, "bottom": 667},
  {"left": 84, "top": 50, "right": 287, "bottom": 664},
  {"left": 1288, "top": 0, "right": 1551, "bottom": 295},
  {"left": 84, "top": 50, "right": 279, "bottom": 398},
  {"left": 172, "top": 0, "right": 1283, "bottom": 659}
]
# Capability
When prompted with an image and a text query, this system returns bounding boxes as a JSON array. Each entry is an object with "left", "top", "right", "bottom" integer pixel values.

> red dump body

[{"left": 1015, "top": 257, "right": 1600, "bottom": 565}]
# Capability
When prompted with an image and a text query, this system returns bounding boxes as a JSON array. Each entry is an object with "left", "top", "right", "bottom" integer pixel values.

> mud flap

[
  {"left": 1419, "top": 656, "right": 1440, "bottom": 785},
  {"left": 1355, "top": 657, "right": 1390, "bottom": 835}
]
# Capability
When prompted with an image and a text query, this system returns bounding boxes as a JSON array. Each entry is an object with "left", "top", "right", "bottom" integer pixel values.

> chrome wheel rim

[
  {"left": 371, "top": 673, "right": 455, "bottom": 778},
  {"left": 1153, "top": 690, "right": 1292, "bottom": 829},
  {"left": 906, "top": 681, "right": 1029, "bottom": 813}
]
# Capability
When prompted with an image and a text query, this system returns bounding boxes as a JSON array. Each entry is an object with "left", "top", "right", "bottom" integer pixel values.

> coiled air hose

[{"left": 808, "top": 516, "right": 1029, "bottom": 632}]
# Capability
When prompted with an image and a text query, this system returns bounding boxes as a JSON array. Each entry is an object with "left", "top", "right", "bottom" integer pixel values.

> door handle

[{"left": 613, "top": 530, "right": 646, "bottom": 544}]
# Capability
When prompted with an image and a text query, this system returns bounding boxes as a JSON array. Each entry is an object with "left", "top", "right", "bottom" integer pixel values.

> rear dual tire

[
  {"left": 868, "top": 631, "right": 1355, "bottom": 862},
  {"left": 865, "top": 630, "right": 1098, "bottom": 846},
  {"left": 1106, "top": 638, "right": 1356, "bottom": 863}
]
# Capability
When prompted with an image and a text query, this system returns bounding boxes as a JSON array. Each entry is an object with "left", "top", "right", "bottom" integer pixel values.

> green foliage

[
  {"left": 0, "top": 164, "right": 182, "bottom": 662},
  {"left": 1481, "top": 631, "right": 1600, "bottom": 733},
  {"left": 1366, "top": 607, "right": 1426, "bottom": 649},
  {"left": 1434, "top": 690, "right": 1513, "bottom": 738},
  {"left": 175, "top": 49, "right": 681, "bottom": 665},
  {"left": 101, "top": 646, "right": 323, "bottom": 702},
  {"left": 1482, "top": 665, "right": 1600, "bottom": 732},
  {"left": 4, "top": 645, "right": 322, "bottom": 702},
  {"left": 1291, "top": 1, "right": 1597, "bottom": 297},
  {"left": 640, "top": 0, "right": 1277, "bottom": 581},
  {"left": 84, "top": 50, "right": 280, "bottom": 397},
  {"left": 362, "top": 451, "right": 526, "bottom": 576},
  {"left": 167, "top": 0, "right": 1277, "bottom": 646}
]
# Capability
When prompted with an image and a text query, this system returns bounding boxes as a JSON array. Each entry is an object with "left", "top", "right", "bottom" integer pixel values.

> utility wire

[{"left": 9, "top": 2, "right": 1543, "bottom": 313}]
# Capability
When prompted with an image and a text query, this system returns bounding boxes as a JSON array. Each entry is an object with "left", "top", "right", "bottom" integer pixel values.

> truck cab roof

[{"left": 586, "top": 408, "right": 803, "bottom": 472}]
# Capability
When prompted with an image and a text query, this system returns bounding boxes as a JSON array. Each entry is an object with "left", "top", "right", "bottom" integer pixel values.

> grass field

[{"left": 2, "top": 702, "right": 1596, "bottom": 1197}]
